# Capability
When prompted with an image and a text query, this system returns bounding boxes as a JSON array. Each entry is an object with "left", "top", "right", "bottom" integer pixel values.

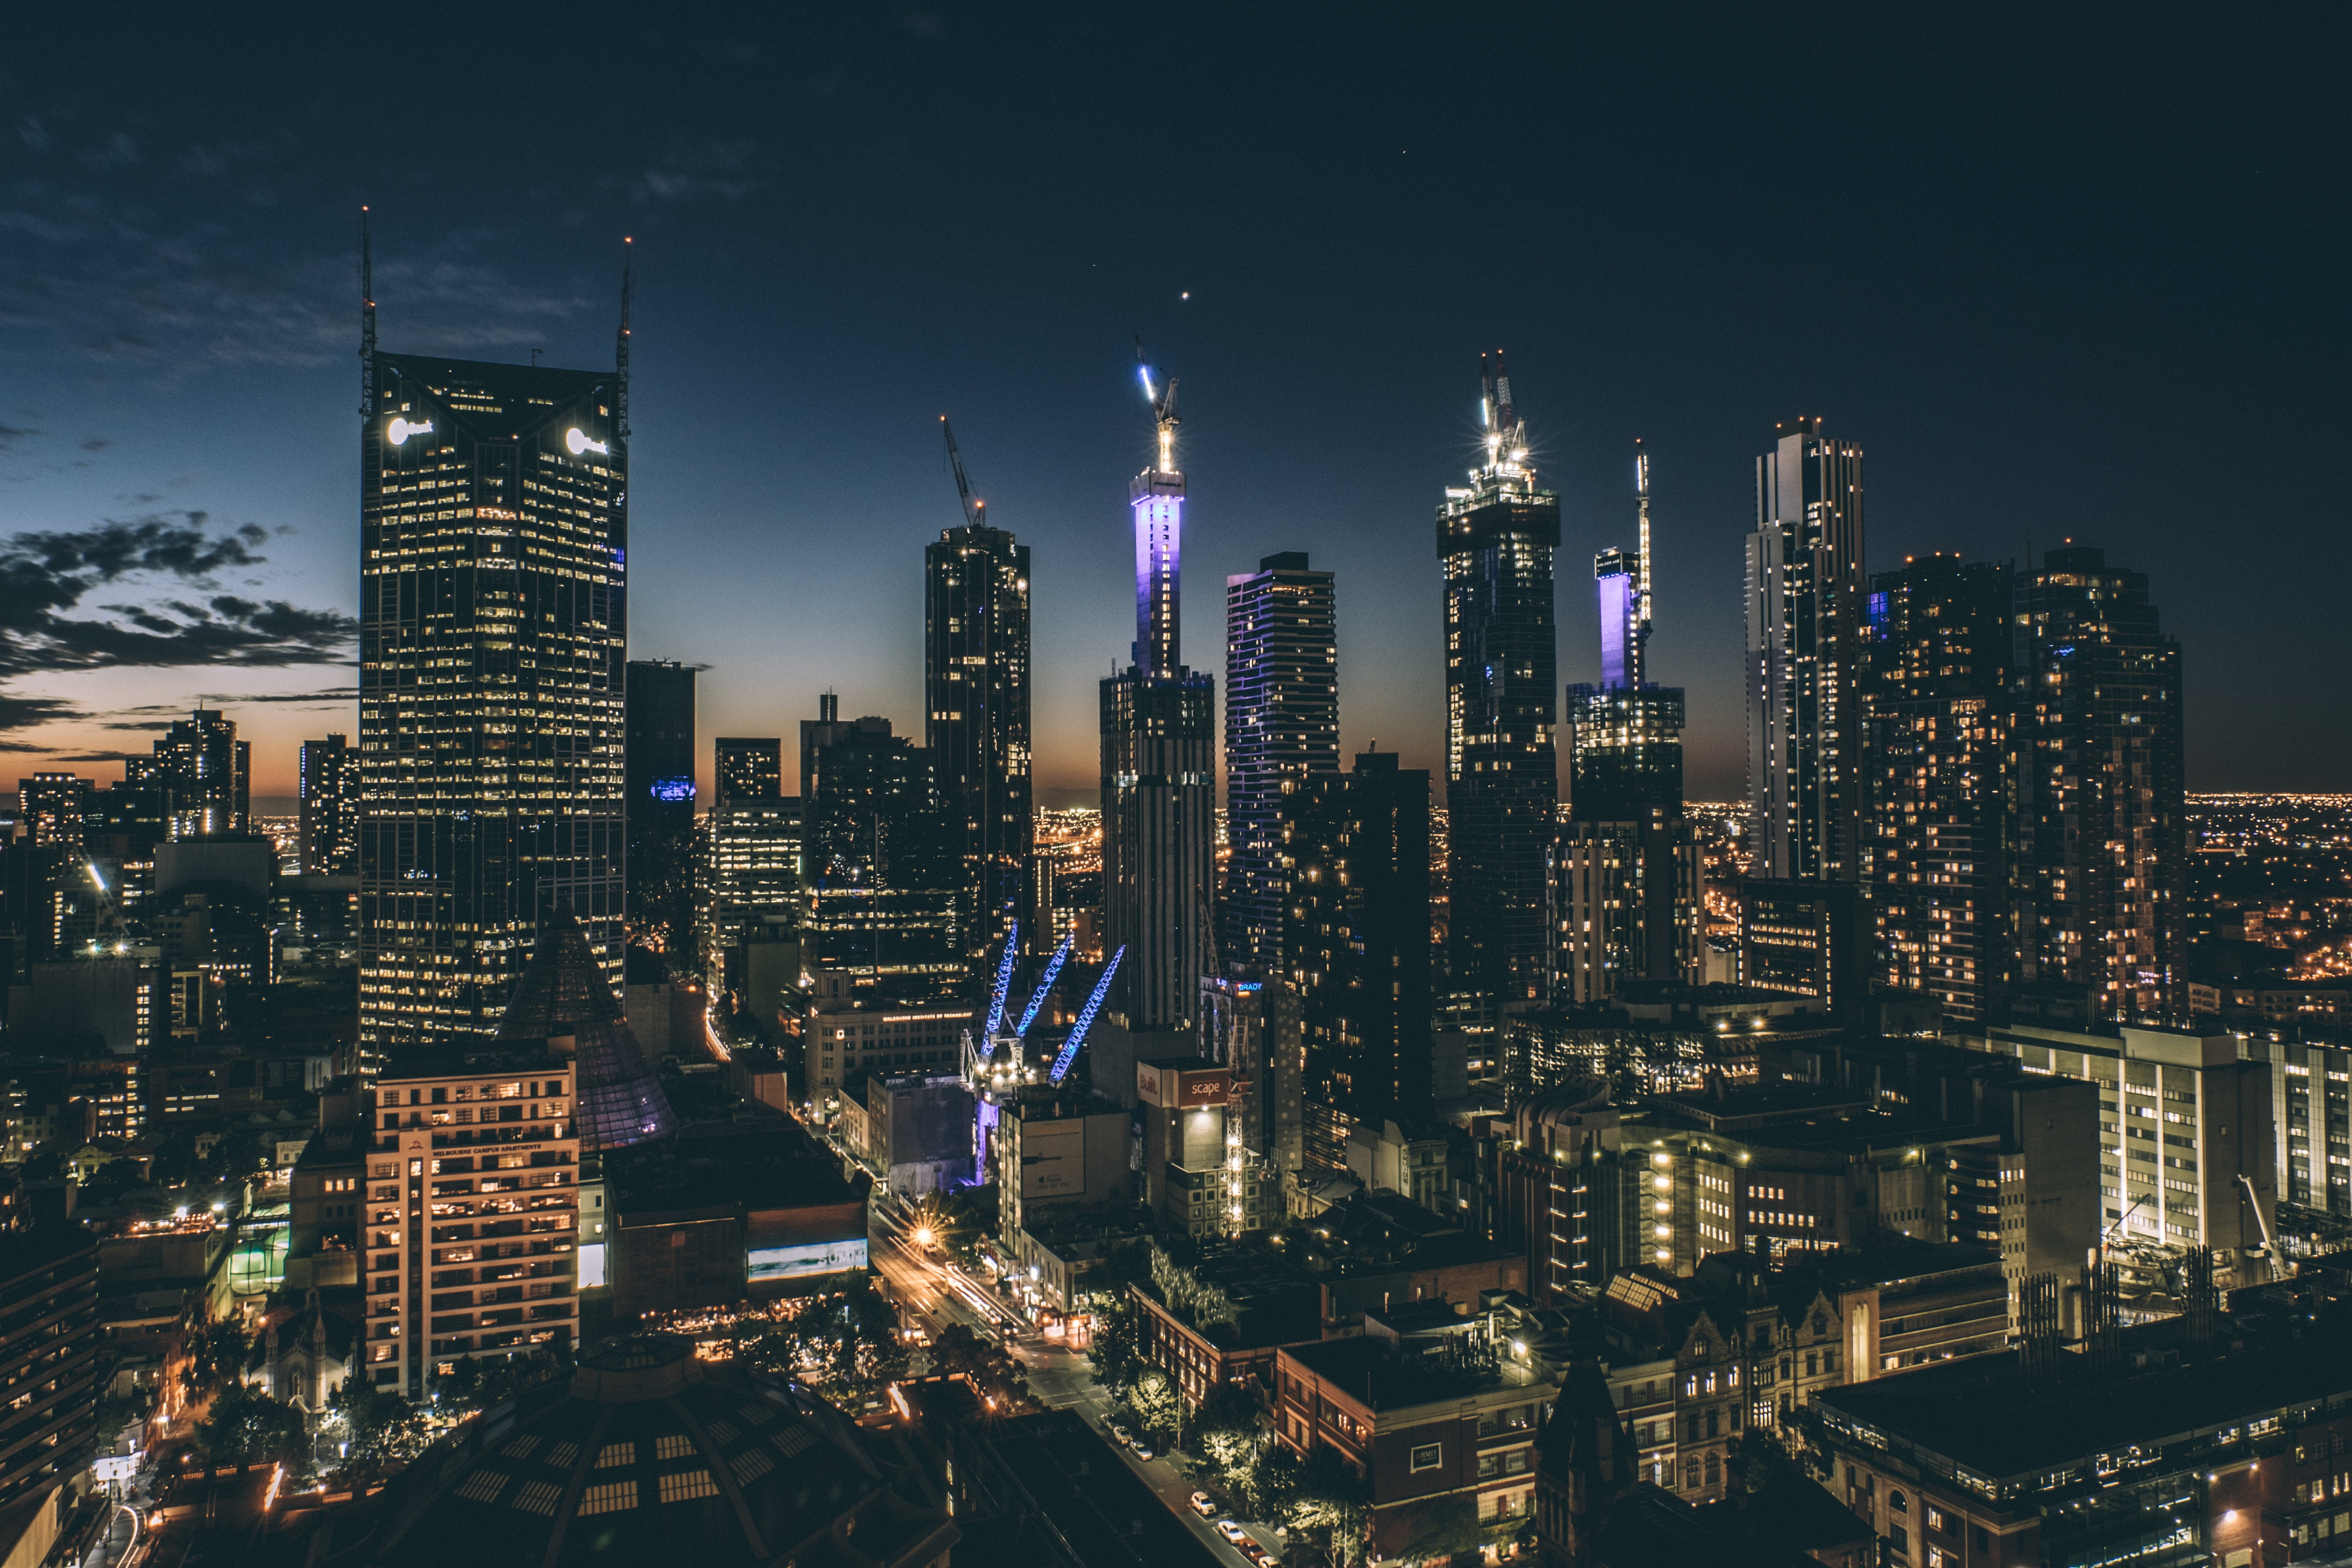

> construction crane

[
  {"left": 940, "top": 416, "right": 985, "bottom": 528},
  {"left": 983, "top": 923, "right": 1019, "bottom": 1038},
  {"left": 1135, "top": 337, "right": 1179, "bottom": 473},
  {"left": 2102, "top": 1191, "right": 2151, "bottom": 1246},
  {"left": 1050, "top": 947, "right": 1124, "bottom": 1085},
  {"left": 2238, "top": 1173, "right": 2285, "bottom": 1281},
  {"left": 1015, "top": 933, "right": 1074, "bottom": 1038}
]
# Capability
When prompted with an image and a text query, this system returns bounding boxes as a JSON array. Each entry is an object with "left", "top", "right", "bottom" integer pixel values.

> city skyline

[{"left": 1, "top": 10, "right": 2340, "bottom": 808}]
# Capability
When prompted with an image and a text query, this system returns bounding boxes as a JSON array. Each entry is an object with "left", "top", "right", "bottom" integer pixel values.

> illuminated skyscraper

[
  {"left": 298, "top": 735, "right": 359, "bottom": 875},
  {"left": 1745, "top": 416, "right": 1865, "bottom": 882},
  {"left": 1224, "top": 551, "right": 1338, "bottom": 973},
  {"left": 926, "top": 518, "right": 1032, "bottom": 972},
  {"left": 802, "top": 704, "right": 956, "bottom": 998},
  {"left": 1558, "top": 444, "right": 1699, "bottom": 1005},
  {"left": 624, "top": 660, "right": 696, "bottom": 966},
  {"left": 1287, "top": 751, "right": 1432, "bottom": 1170},
  {"left": 1437, "top": 354, "right": 1559, "bottom": 1016},
  {"left": 1859, "top": 554, "right": 2018, "bottom": 1025},
  {"left": 16, "top": 773, "right": 90, "bottom": 850},
  {"left": 2012, "top": 546, "right": 2184, "bottom": 1019},
  {"left": 356, "top": 228, "right": 629, "bottom": 1057},
  {"left": 1102, "top": 347, "right": 1214, "bottom": 1031},
  {"left": 155, "top": 709, "right": 249, "bottom": 840}
]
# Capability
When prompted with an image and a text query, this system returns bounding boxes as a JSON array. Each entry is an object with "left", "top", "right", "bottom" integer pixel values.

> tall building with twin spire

[
  {"left": 1102, "top": 350, "right": 1215, "bottom": 1033},
  {"left": 1437, "top": 355, "right": 1559, "bottom": 1017},
  {"left": 355, "top": 221, "right": 631, "bottom": 1059}
]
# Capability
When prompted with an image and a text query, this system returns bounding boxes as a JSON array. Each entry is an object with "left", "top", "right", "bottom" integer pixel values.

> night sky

[{"left": 3, "top": 6, "right": 2343, "bottom": 808}]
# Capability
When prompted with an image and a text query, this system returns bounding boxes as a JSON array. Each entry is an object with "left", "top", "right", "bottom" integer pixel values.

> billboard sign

[{"left": 747, "top": 1236, "right": 870, "bottom": 1282}]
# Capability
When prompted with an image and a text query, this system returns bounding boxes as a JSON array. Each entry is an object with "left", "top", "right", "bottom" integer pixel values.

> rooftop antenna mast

[
  {"left": 616, "top": 237, "right": 633, "bottom": 440},
  {"left": 358, "top": 207, "right": 376, "bottom": 417},
  {"left": 941, "top": 416, "right": 984, "bottom": 528}
]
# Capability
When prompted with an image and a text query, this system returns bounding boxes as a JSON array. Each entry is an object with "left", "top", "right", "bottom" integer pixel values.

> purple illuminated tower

[
  {"left": 1101, "top": 345, "right": 1214, "bottom": 1032},
  {"left": 1132, "top": 393, "right": 1184, "bottom": 675}
]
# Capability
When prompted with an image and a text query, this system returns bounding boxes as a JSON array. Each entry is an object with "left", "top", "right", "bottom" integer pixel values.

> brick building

[{"left": 1275, "top": 1307, "right": 1561, "bottom": 1557}]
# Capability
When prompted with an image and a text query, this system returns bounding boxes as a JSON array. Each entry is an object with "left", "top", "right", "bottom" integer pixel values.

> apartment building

[
  {"left": 1274, "top": 1304, "right": 1560, "bottom": 1555},
  {"left": 365, "top": 1047, "right": 580, "bottom": 1396}
]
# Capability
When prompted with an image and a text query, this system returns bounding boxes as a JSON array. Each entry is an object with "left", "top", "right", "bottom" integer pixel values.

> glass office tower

[
  {"left": 1436, "top": 354, "right": 1559, "bottom": 1017},
  {"left": 358, "top": 344, "right": 627, "bottom": 1058}
]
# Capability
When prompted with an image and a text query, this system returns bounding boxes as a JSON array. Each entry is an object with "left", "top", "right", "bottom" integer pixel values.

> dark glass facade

[
  {"left": 1859, "top": 555, "right": 2017, "bottom": 1024},
  {"left": 1745, "top": 417, "right": 1865, "bottom": 882},
  {"left": 802, "top": 708, "right": 957, "bottom": 997},
  {"left": 1437, "top": 362, "right": 1559, "bottom": 1016},
  {"left": 714, "top": 736, "right": 782, "bottom": 805},
  {"left": 1224, "top": 551, "right": 1338, "bottom": 974},
  {"left": 1102, "top": 668, "right": 1215, "bottom": 1029},
  {"left": 1286, "top": 752, "right": 1432, "bottom": 1169},
  {"left": 358, "top": 352, "right": 626, "bottom": 1056},
  {"left": 624, "top": 659, "right": 696, "bottom": 966},
  {"left": 2012, "top": 546, "right": 2185, "bottom": 1019},
  {"left": 925, "top": 523, "right": 1032, "bottom": 971},
  {"left": 298, "top": 734, "right": 359, "bottom": 876}
]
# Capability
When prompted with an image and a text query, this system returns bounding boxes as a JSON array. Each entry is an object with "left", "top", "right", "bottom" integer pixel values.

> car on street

[
  {"left": 1129, "top": 1440, "right": 1154, "bottom": 1461},
  {"left": 1216, "top": 1521, "right": 1249, "bottom": 1544},
  {"left": 1189, "top": 1492, "right": 1217, "bottom": 1518}
]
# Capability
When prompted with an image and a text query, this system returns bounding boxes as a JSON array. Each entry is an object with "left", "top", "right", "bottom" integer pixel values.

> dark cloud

[
  {"left": 0, "top": 514, "right": 355, "bottom": 736},
  {"left": 78, "top": 437, "right": 109, "bottom": 452},
  {"left": 0, "top": 425, "right": 41, "bottom": 450}
]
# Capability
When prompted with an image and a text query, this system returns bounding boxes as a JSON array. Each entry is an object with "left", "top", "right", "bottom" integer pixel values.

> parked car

[
  {"left": 1189, "top": 1492, "right": 1217, "bottom": 1518},
  {"left": 1216, "top": 1521, "right": 1249, "bottom": 1544},
  {"left": 1130, "top": 1440, "right": 1154, "bottom": 1461}
]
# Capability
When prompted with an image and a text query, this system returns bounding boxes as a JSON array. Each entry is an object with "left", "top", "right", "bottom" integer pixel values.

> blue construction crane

[
  {"left": 1015, "top": 933, "right": 1074, "bottom": 1038},
  {"left": 1049, "top": 947, "right": 1124, "bottom": 1085},
  {"left": 984, "top": 924, "right": 1019, "bottom": 1038}
]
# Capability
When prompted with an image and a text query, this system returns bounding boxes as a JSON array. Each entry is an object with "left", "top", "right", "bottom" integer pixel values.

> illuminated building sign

[
  {"left": 386, "top": 416, "right": 434, "bottom": 446},
  {"left": 747, "top": 1236, "right": 870, "bottom": 1281},
  {"left": 566, "top": 427, "right": 610, "bottom": 456},
  {"left": 649, "top": 776, "right": 695, "bottom": 803}
]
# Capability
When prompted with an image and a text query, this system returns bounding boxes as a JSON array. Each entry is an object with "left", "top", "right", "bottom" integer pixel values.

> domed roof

[
  {"left": 321, "top": 1336, "right": 955, "bottom": 1567},
  {"left": 496, "top": 911, "right": 677, "bottom": 1152}
]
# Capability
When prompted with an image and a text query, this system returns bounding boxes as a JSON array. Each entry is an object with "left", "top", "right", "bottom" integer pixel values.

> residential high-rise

[
  {"left": 1437, "top": 354, "right": 1560, "bottom": 1017},
  {"left": 1745, "top": 416, "right": 1865, "bottom": 882},
  {"left": 714, "top": 737, "right": 782, "bottom": 806},
  {"left": 356, "top": 236, "right": 628, "bottom": 1058},
  {"left": 624, "top": 660, "right": 697, "bottom": 966},
  {"left": 1558, "top": 445, "right": 1701, "bottom": 1005},
  {"left": 1859, "top": 554, "right": 2017, "bottom": 1025},
  {"left": 1224, "top": 552, "right": 1338, "bottom": 974},
  {"left": 16, "top": 773, "right": 90, "bottom": 850},
  {"left": 155, "top": 709, "right": 249, "bottom": 840},
  {"left": 298, "top": 735, "right": 359, "bottom": 875},
  {"left": 925, "top": 519, "right": 1032, "bottom": 971},
  {"left": 1287, "top": 751, "right": 1432, "bottom": 1170},
  {"left": 2012, "top": 546, "right": 2185, "bottom": 1020},
  {"left": 1102, "top": 348, "right": 1214, "bottom": 1032}
]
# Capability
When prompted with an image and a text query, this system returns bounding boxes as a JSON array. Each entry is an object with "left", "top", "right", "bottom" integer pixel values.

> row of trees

[
  {"left": 174, "top": 1318, "right": 573, "bottom": 1484},
  {"left": 1087, "top": 1290, "right": 1372, "bottom": 1567}
]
